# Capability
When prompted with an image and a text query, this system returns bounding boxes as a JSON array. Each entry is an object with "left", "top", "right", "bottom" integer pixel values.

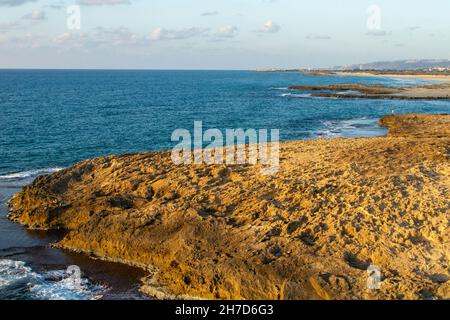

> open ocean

[{"left": 1, "top": 70, "right": 449, "bottom": 299}]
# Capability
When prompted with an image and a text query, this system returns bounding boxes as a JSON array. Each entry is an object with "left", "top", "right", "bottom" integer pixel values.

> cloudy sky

[{"left": 0, "top": 0, "right": 449, "bottom": 69}]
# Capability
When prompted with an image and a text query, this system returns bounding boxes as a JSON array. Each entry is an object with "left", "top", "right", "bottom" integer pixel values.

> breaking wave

[
  {"left": 0, "top": 168, "right": 63, "bottom": 188},
  {"left": 314, "top": 118, "right": 387, "bottom": 138},
  {"left": 0, "top": 259, "right": 105, "bottom": 300}
]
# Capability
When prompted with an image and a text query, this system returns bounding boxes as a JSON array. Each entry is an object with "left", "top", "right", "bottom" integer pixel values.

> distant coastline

[
  {"left": 256, "top": 68, "right": 450, "bottom": 82},
  {"left": 314, "top": 70, "right": 450, "bottom": 83},
  {"left": 256, "top": 68, "right": 450, "bottom": 100}
]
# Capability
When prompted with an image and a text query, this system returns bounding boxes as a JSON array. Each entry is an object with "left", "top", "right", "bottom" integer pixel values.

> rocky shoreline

[
  {"left": 288, "top": 84, "right": 450, "bottom": 100},
  {"left": 8, "top": 114, "right": 450, "bottom": 300}
]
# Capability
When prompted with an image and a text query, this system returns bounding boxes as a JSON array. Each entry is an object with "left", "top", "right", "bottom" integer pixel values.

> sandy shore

[{"left": 8, "top": 114, "right": 450, "bottom": 300}]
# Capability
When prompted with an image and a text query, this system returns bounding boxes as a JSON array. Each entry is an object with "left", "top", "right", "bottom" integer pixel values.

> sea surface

[{"left": 0, "top": 70, "right": 449, "bottom": 299}]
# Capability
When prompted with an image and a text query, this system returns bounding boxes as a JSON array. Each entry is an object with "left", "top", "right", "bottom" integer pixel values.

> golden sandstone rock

[{"left": 8, "top": 114, "right": 450, "bottom": 300}]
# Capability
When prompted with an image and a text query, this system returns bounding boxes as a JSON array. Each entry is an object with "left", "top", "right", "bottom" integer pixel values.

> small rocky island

[{"left": 8, "top": 114, "right": 450, "bottom": 300}]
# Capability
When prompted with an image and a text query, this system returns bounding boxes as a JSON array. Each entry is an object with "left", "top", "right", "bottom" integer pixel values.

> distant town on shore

[{"left": 256, "top": 58, "right": 450, "bottom": 74}]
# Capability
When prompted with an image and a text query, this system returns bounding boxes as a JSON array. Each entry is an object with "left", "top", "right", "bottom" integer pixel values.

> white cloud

[
  {"left": 22, "top": 10, "right": 47, "bottom": 21},
  {"left": 48, "top": 1, "right": 65, "bottom": 9},
  {"left": 215, "top": 25, "right": 239, "bottom": 38},
  {"left": 305, "top": 34, "right": 331, "bottom": 40},
  {"left": 258, "top": 20, "right": 280, "bottom": 34},
  {"left": 94, "top": 26, "right": 146, "bottom": 45},
  {"left": 4, "top": 32, "right": 46, "bottom": 48},
  {"left": 0, "top": 21, "right": 21, "bottom": 31},
  {"left": 53, "top": 27, "right": 147, "bottom": 48},
  {"left": 150, "top": 27, "right": 209, "bottom": 41},
  {"left": 77, "top": 0, "right": 131, "bottom": 5},
  {"left": 201, "top": 11, "right": 219, "bottom": 17},
  {"left": 365, "top": 30, "right": 392, "bottom": 37},
  {"left": 0, "top": 0, "right": 37, "bottom": 6},
  {"left": 53, "top": 32, "right": 89, "bottom": 48}
]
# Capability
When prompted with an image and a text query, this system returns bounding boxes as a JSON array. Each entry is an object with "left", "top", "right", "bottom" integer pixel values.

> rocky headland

[
  {"left": 8, "top": 114, "right": 450, "bottom": 300},
  {"left": 288, "top": 84, "right": 450, "bottom": 100}
]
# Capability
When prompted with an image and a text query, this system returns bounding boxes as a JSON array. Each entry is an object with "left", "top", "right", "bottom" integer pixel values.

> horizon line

[{"left": 0, "top": 67, "right": 261, "bottom": 72}]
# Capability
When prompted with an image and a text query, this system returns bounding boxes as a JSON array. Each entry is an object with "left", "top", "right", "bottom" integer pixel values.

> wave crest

[
  {"left": 0, "top": 168, "right": 63, "bottom": 188},
  {"left": 0, "top": 259, "right": 104, "bottom": 300}
]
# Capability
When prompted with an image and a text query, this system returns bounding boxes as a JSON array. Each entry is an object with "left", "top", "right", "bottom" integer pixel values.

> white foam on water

[
  {"left": 315, "top": 118, "right": 387, "bottom": 138},
  {"left": 335, "top": 90, "right": 363, "bottom": 95},
  {"left": 270, "top": 87, "right": 289, "bottom": 90},
  {"left": 0, "top": 259, "right": 105, "bottom": 300},
  {"left": 279, "top": 93, "right": 312, "bottom": 98},
  {"left": 0, "top": 168, "right": 64, "bottom": 188},
  {"left": 0, "top": 168, "right": 63, "bottom": 181},
  {"left": 0, "top": 260, "right": 34, "bottom": 287}
]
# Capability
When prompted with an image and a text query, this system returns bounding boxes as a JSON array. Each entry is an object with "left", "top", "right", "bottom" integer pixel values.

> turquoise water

[
  {"left": 1, "top": 70, "right": 448, "bottom": 177},
  {"left": 0, "top": 70, "right": 449, "bottom": 299}
]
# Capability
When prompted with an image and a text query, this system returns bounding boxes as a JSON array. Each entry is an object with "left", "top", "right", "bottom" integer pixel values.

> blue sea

[
  {"left": 2, "top": 70, "right": 449, "bottom": 176},
  {"left": 0, "top": 70, "right": 449, "bottom": 299}
]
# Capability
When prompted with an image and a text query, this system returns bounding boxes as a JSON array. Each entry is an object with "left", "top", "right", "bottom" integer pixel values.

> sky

[{"left": 0, "top": 0, "right": 449, "bottom": 69}]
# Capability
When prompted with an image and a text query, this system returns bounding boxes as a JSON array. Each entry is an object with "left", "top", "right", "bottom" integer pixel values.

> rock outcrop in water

[
  {"left": 288, "top": 84, "right": 450, "bottom": 100},
  {"left": 8, "top": 114, "right": 450, "bottom": 300}
]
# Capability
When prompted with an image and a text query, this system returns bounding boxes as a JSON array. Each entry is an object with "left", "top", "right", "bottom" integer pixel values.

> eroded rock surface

[{"left": 8, "top": 114, "right": 450, "bottom": 300}]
